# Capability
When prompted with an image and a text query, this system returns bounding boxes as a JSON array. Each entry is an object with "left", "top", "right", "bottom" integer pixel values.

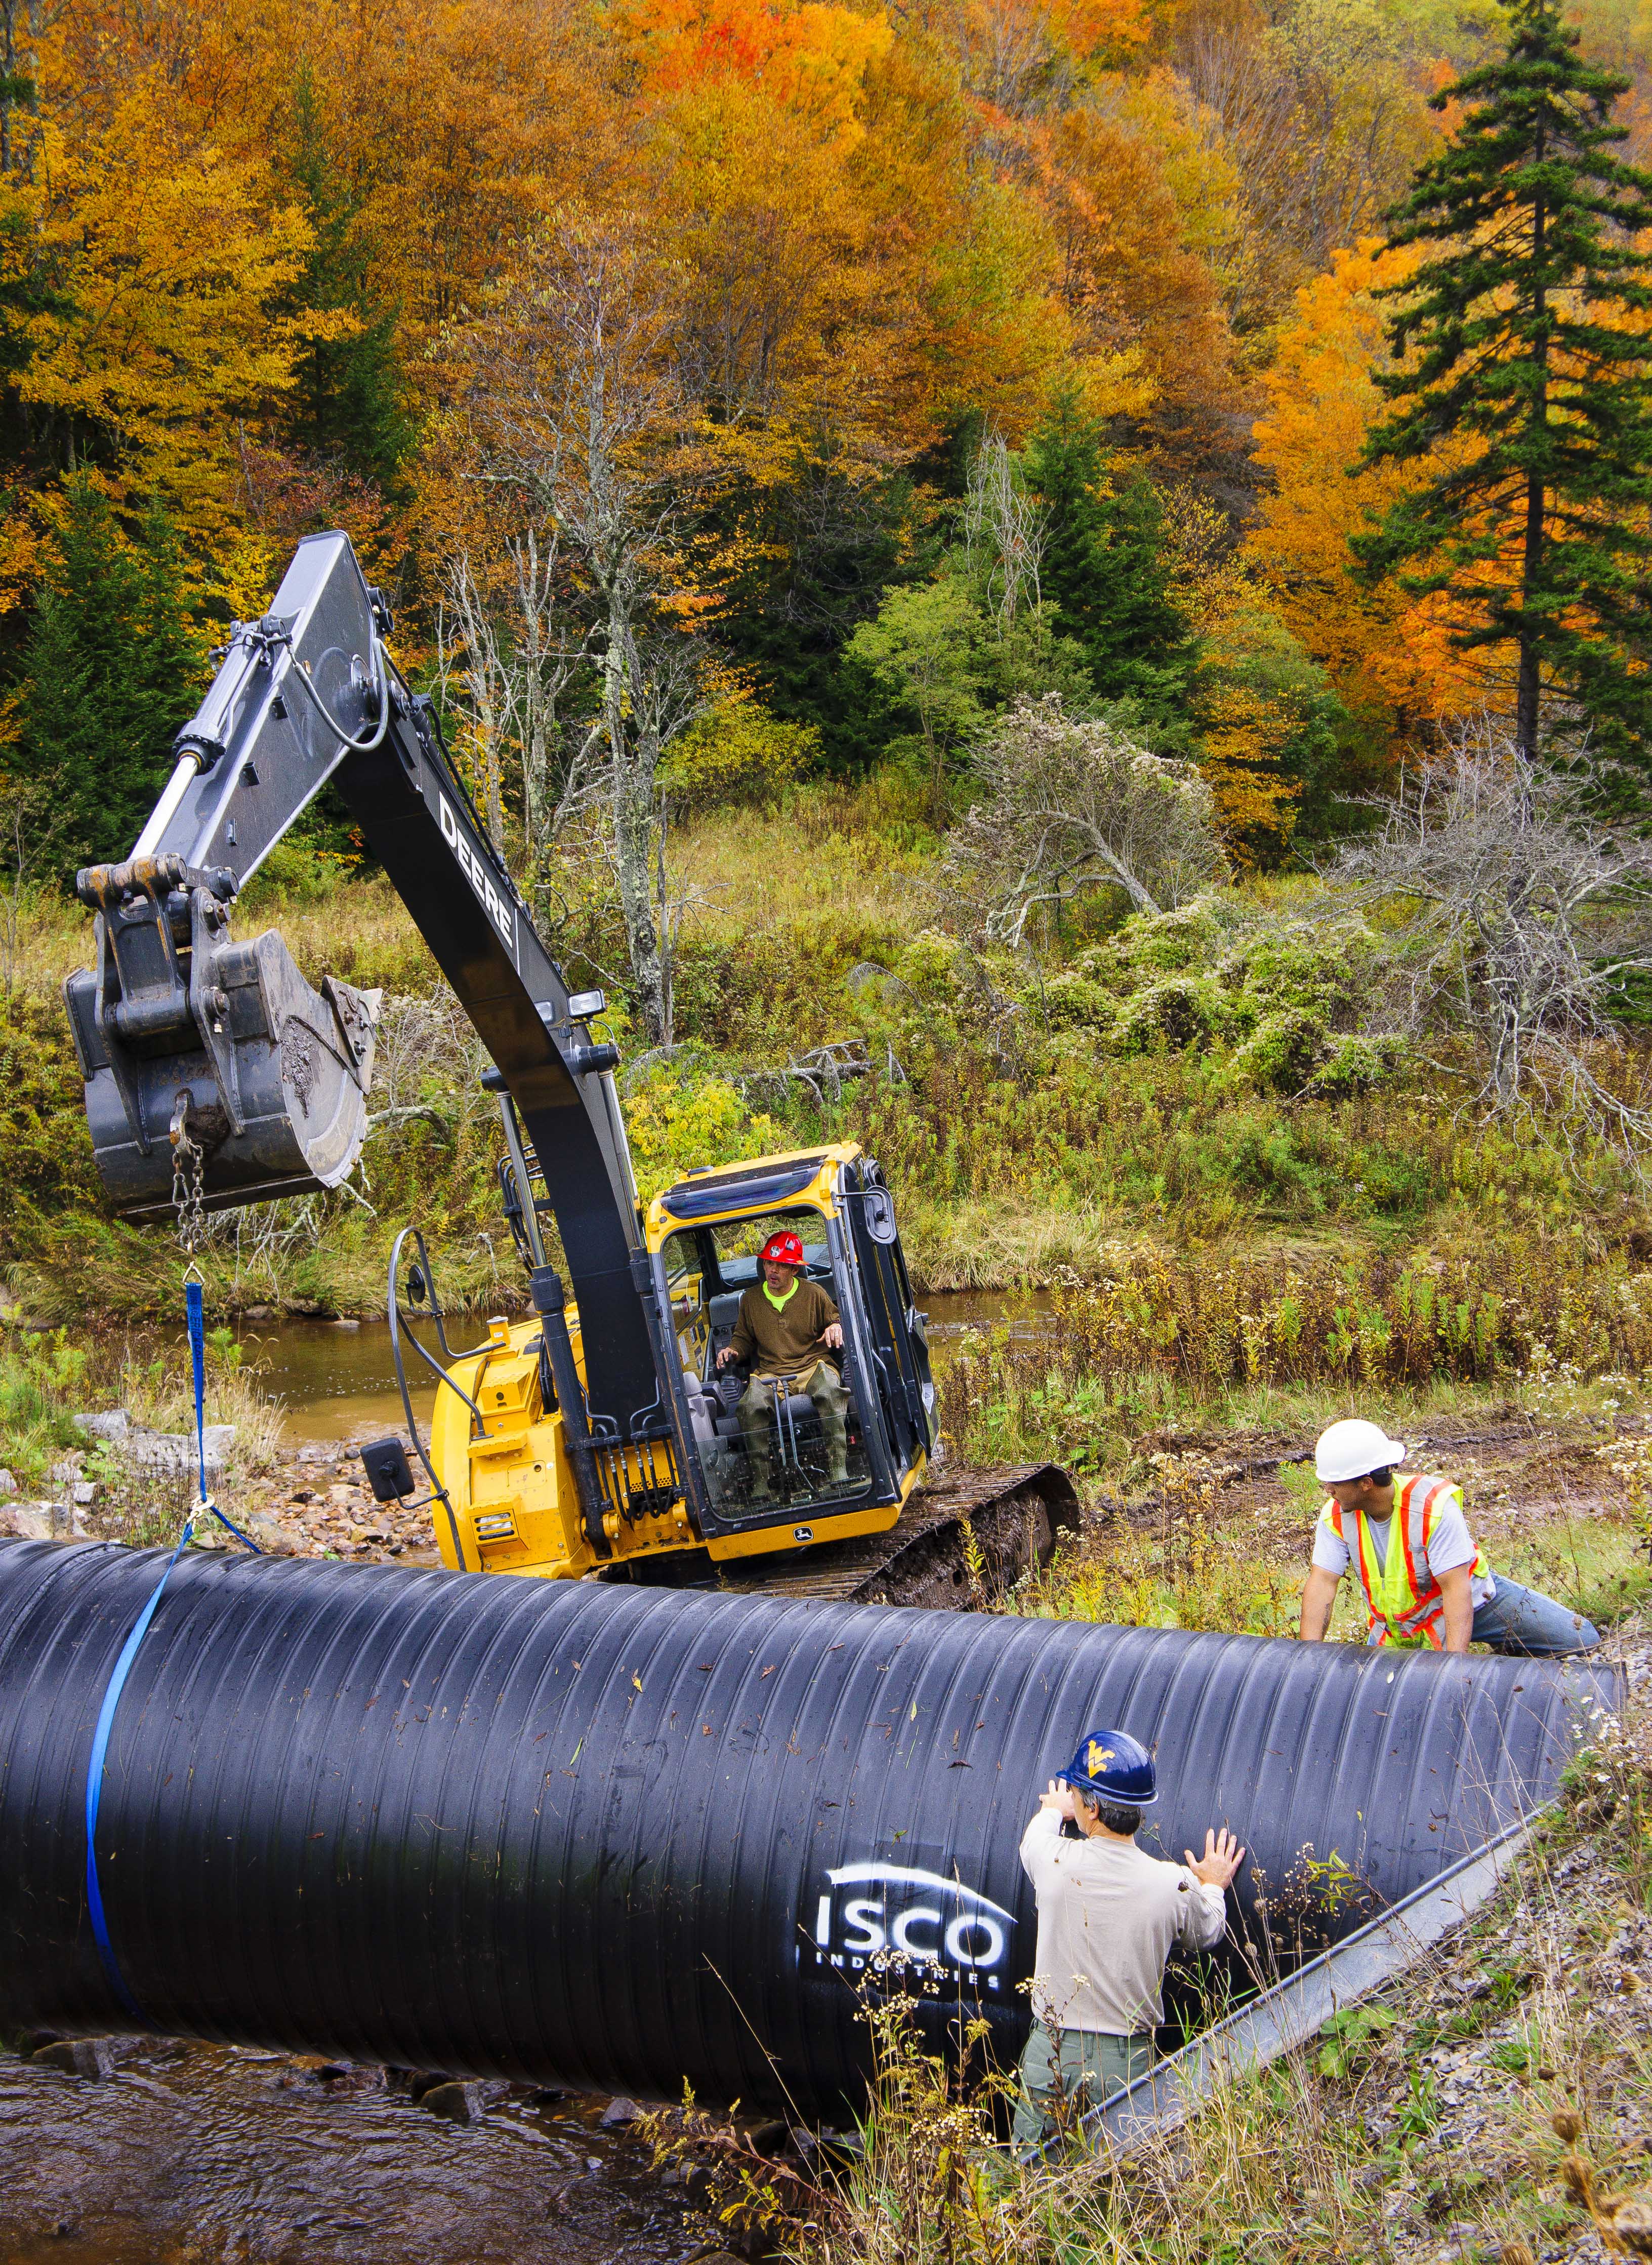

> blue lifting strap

[{"left": 83, "top": 1274, "right": 265, "bottom": 2021}]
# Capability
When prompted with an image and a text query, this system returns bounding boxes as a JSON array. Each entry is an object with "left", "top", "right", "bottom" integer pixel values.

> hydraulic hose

[{"left": 0, "top": 1541, "right": 1616, "bottom": 2115}]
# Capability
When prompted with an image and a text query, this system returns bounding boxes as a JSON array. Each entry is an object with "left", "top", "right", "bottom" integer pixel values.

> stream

[
  {"left": 245, "top": 1287, "right": 1053, "bottom": 1443},
  {"left": 0, "top": 2040, "right": 704, "bottom": 2265}
]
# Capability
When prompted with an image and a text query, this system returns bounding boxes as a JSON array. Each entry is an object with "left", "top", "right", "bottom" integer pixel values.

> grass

[{"left": 0, "top": 1320, "right": 283, "bottom": 1547}]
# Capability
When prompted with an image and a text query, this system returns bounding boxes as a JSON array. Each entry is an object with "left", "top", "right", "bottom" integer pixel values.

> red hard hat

[{"left": 760, "top": 1232, "right": 805, "bottom": 1268}]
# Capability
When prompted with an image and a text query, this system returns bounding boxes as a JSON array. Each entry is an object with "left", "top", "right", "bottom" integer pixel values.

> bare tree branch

[
  {"left": 939, "top": 695, "right": 1225, "bottom": 945},
  {"left": 1331, "top": 715, "right": 1652, "bottom": 1156}
]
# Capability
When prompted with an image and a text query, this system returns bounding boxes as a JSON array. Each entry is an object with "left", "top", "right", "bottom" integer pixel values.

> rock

[
  {"left": 120, "top": 1425, "right": 235, "bottom": 1478},
  {"left": 74, "top": 1410, "right": 130, "bottom": 1442},
  {"left": 421, "top": 2078, "right": 507, "bottom": 2124},
  {"left": 296, "top": 1445, "right": 335, "bottom": 1466},
  {"left": 243, "top": 1513, "right": 298, "bottom": 1555},
  {"left": 0, "top": 1469, "right": 15, "bottom": 1496},
  {"left": 72, "top": 1482, "right": 97, "bottom": 1508},
  {"left": 329, "top": 1317, "right": 362, "bottom": 1331},
  {"left": 407, "top": 2071, "right": 454, "bottom": 2103},
  {"left": 601, "top": 2095, "right": 642, "bottom": 2128},
  {"left": 46, "top": 1458, "right": 81, "bottom": 1491},
  {"left": 421, "top": 2080, "right": 483, "bottom": 2123},
  {"left": 5, "top": 1507, "right": 54, "bottom": 1542},
  {"left": 30, "top": 2038, "right": 114, "bottom": 2081},
  {"left": 242, "top": 1306, "right": 274, "bottom": 1322}
]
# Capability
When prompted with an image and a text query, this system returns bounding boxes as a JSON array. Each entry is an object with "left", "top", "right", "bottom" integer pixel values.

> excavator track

[{"left": 707, "top": 1463, "right": 1082, "bottom": 1608}]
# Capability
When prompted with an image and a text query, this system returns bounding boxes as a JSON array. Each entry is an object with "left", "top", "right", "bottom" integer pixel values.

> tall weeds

[{"left": 937, "top": 1234, "right": 1652, "bottom": 1474}]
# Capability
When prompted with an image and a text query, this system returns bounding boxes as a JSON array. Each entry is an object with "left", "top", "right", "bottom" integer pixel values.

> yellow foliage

[
  {"left": 664, "top": 694, "right": 819, "bottom": 805},
  {"left": 622, "top": 1063, "right": 782, "bottom": 1199},
  {"left": 21, "top": 92, "right": 314, "bottom": 546}
]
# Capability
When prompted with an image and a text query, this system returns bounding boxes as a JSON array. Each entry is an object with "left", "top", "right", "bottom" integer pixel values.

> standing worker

[
  {"left": 1014, "top": 1728, "right": 1244, "bottom": 2147},
  {"left": 716, "top": 1231, "right": 851, "bottom": 1499},
  {"left": 1299, "top": 1418, "right": 1599, "bottom": 1655}
]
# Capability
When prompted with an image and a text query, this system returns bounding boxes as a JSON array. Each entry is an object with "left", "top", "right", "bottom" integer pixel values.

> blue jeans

[
  {"left": 1368, "top": 1576, "right": 1599, "bottom": 1655},
  {"left": 1472, "top": 1576, "right": 1599, "bottom": 1656}
]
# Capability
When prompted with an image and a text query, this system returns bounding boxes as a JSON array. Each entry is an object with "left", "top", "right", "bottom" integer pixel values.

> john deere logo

[
  {"left": 793, "top": 1525, "right": 814, "bottom": 1542},
  {"left": 804, "top": 1862, "right": 1016, "bottom": 1990}
]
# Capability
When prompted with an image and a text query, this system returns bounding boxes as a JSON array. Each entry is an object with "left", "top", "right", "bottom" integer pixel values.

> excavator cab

[{"left": 646, "top": 1145, "right": 939, "bottom": 1547}]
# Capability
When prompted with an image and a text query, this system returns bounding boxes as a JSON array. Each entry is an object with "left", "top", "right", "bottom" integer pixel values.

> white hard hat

[{"left": 1314, "top": 1419, "right": 1407, "bottom": 1484}]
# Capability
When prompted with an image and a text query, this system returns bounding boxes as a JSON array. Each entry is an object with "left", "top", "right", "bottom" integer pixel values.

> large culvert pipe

[{"left": 0, "top": 1541, "right": 1616, "bottom": 2115}]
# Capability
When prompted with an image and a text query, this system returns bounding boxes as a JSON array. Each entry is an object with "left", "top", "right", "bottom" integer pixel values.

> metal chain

[{"left": 169, "top": 1093, "right": 206, "bottom": 1257}]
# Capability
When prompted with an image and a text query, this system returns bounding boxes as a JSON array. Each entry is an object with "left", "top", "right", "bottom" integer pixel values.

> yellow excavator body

[{"left": 428, "top": 1141, "right": 922, "bottom": 1580}]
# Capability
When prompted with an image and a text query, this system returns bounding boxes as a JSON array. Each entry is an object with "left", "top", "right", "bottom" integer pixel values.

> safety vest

[{"left": 1319, "top": 1475, "right": 1490, "bottom": 1649}]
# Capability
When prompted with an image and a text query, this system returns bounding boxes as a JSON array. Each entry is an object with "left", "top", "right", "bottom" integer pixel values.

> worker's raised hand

[
  {"left": 1185, "top": 1828, "right": 1245, "bottom": 1889},
  {"left": 821, "top": 1321, "right": 844, "bottom": 1351},
  {"left": 1039, "top": 1777, "right": 1077, "bottom": 1821}
]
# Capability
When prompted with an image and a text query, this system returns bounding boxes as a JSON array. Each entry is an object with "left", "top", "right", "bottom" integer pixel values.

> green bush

[
  {"left": 1230, "top": 1006, "right": 1331, "bottom": 1094},
  {"left": 240, "top": 836, "right": 352, "bottom": 907},
  {"left": 1113, "top": 976, "right": 1236, "bottom": 1054}
]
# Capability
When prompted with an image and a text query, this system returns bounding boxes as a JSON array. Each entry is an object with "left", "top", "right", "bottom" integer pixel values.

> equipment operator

[
  {"left": 716, "top": 1232, "right": 851, "bottom": 1498},
  {"left": 1299, "top": 1418, "right": 1599, "bottom": 1655},
  {"left": 1014, "top": 1728, "right": 1244, "bottom": 2146}
]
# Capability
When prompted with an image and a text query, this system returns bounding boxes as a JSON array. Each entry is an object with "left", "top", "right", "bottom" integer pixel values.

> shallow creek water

[
  {"left": 245, "top": 1286, "right": 1053, "bottom": 1443},
  {"left": 0, "top": 2040, "right": 706, "bottom": 2265}
]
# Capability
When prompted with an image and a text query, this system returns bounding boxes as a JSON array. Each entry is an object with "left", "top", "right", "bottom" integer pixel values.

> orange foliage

[{"left": 1246, "top": 239, "right": 1488, "bottom": 747}]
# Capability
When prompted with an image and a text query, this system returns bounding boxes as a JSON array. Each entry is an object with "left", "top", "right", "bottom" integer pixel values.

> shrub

[
  {"left": 1107, "top": 898, "right": 1227, "bottom": 976},
  {"left": 1230, "top": 1006, "right": 1331, "bottom": 1094},
  {"left": 1217, "top": 913, "right": 1377, "bottom": 1024},
  {"left": 1113, "top": 977, "right": 1235, "bottom": 1054}
]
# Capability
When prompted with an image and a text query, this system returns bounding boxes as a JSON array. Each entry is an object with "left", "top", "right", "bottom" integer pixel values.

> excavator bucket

[{"left": 63, "top": 853, "right": 379, "bottom": 1224}]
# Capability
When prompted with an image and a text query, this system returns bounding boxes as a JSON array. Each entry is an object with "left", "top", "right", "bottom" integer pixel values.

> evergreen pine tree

[
  {"left": 24, "top": 476, "right": 206, "bottom": 870},
  {"left": 283, "top": 67, "right": 413, "bottom": 489},
  {"left": 1023, "top": 389, "right": 1191, "bottom": 721},
  {"left": 1355, "top": 0, "right": 1652, "bottom": 765}
]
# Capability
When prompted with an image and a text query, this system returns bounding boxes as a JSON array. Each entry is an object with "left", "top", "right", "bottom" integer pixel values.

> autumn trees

[{"left": 6, "top": 0, "right": 1652, "bottom": 956}]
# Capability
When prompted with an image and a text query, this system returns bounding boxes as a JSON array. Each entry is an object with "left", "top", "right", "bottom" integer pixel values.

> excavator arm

[{"left": 62, "top": 530, "right": 663, "bottom": 1433}]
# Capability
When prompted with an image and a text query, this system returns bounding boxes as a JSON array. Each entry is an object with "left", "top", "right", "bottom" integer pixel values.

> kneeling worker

[
  {"left": 1014, "top": 1728, "right": 1244, "bottom": 2147},
  {"left": 716, "top": 1231, "right": 850, "bottom": 1499},
  {"left": 1300, "top": 1418, "right": 1599, "bottom": 1654}
]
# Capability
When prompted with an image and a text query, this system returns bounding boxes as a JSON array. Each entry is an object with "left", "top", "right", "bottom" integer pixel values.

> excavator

[{"left": 62, "top": 531, "right": 1077, "bottom": 1607}]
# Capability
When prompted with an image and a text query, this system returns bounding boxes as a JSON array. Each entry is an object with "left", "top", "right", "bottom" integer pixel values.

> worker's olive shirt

[
  {"left": 729, "top": 1278, "right": 839, "bottom": 1380},
  {"left": 1019, "top": 1809, "right": 1226, "bottom": 2035}
]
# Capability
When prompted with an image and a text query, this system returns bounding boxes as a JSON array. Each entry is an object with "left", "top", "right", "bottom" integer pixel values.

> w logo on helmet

[{"left": 1086, "top": 1739, "right": 1113, "bottom": 1778}]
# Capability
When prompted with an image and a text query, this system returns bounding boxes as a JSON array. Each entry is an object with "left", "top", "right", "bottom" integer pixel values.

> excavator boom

[{"left": 63, "top": 531, "right": 659, "bottom": 1433}]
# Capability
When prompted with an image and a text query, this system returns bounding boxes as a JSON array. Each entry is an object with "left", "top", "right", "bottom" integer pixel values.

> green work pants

[
  {"left": 1012, "top": 2024, "right": 1158, "bottom": 2148},
  {"left": 738, "top": 1361, "right": 849, "bottom": 1493}
]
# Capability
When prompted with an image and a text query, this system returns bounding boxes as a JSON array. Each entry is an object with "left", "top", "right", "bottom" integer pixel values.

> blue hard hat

[{"left": 1061, "top": 1727, "right": 1158, "bottom": 1807}]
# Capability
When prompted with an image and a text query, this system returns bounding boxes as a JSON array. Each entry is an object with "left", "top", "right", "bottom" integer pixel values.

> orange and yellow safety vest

[{"left": 1319, "top": 1474, "right": 1491, "bottom": 1649}]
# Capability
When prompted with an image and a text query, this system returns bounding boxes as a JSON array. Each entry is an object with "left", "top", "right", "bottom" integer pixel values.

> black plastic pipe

[{"left": 0, "top": 1541, "right": 1615, "bottom": 2115}]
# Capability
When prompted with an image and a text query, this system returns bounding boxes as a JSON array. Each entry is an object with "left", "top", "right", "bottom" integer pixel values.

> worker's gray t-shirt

[
  {"left": 1018, "top": 1810, "right": 1226, "bottom": 2036},
  {"left": 1311, "top": 1479, "right": 1496, "bottom": 1608}
]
